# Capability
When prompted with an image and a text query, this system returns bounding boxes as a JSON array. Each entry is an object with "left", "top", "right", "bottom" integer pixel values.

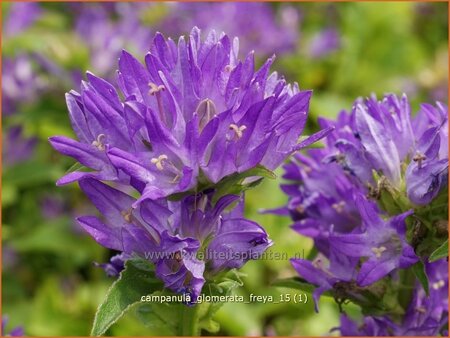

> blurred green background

[{"left": 2, "top": 2, "right": 448, "bottom": 336}]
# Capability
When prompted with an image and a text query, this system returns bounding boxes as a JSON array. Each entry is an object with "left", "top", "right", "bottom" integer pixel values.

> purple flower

[
  {"left": 73, "top": 3, "right": 152, "bottom": 78},
  {"left": 337, "top": 259, "right": 448, "bottom": 336},
  {"left": 337, "top": 314, "right": 391, "bottom": 336},
  {"left": 1, "top": 316, "right": 24, "bottom": 337},
  {"left": 94, "top": 253, "right": 127, "bottom": 277},
  {"left": 308, "top": 28, "right": 340, "bottom": 58},
  {"left": 317, "top": 94, "right": 447, "bottom": 206},
  {"left": 2, "top": 125, "right": 37, "bottom": 165},
  {"left": 3, "top": 2, "right": 41, "bottom": 37},
  {"left": 271, "top": 149, "right": 363, "bottom": 256},
  {"left": 397, "top": 259, "right": 448, "bottom": 336},
  {"left": 291, "top": 249, "right": 358, "bottom": 312},
  {"left": 76, "top": 178, "right": 271, "bottom": 299},
  {"left": 330, "top": 195, "right": 418, "bottom": 286},
  {"left": 50, "top": 27, "right": 327, "bottom": 201},
  {"left": 2, "top": 56, "right": 47, "bottom": 116},
  {"left": 406, "top": 103, "right": 449, "bottom": 204}
]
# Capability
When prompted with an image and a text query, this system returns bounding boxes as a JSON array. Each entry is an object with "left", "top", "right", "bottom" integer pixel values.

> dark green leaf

[
  {"left": 91, "top": 259, "right": 163, "bottom": 336},
  {"left": 412, "top": 261, "right": 429, "bottom": 296},
  {"left": 272, "top": 277, "right": 332, "bottom": 298},
  {"left": 429, "top": 239, "right": 448, "bottom": 262}
]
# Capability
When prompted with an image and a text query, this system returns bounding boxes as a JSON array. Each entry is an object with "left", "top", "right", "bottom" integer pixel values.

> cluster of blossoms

[
  {"left": 277, "top": 94, "right": 448, "bottom": 335},
  {"left": 50, "top": 27, "right": 328, "bottom": 300}
]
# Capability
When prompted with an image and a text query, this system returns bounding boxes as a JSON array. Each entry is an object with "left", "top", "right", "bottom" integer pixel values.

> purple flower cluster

[
  {"left": 338, "top": 259, "right": 448, "bottom": 336},
  {"left": 50, "top": 28, "right": 325, "bottom": 300},
  {"left": 319, "top": 94, "right": 448, "bottom": 206},
  {"left": 278, "top": 94, "right": 448, "bottom": 333}
]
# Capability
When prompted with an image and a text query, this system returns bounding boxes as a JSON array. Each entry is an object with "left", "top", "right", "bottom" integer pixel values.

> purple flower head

[
  {"left": 50, "top": 27, "right": 326, "bottom": 203},
  {"left": 406, "top": 102, "right": 449, "bottom": 205},
  {"left": 318, "top": 94, "right": 447, "bottom": 206},
  {"left": 76, "top": 178, "right": 271, "bottom": 300},
  {"left": 163, "top": 3, "right": 300, "bottom": 56},
  {"left": 1, "top": 316, "right": 24, "bottom": 337},
  {"left": 330, "top": 195, "right": 418, "bottom": 286},
  {"left": 273, "top": 149, "right": 363, "bottom": 256}
]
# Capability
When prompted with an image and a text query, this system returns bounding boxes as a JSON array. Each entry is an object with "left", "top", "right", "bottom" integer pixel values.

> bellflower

[
  {"left": 291, "top": 249, "right": 358, "bottom": 312},
  {"left": 76, "top": 178, "right": 271, "bottom": 300},
  {"left": 321, "top": 94, "right": 448, "bottom": 206},
  {"left": 406, "top": 102, "right": 449, "bottom": 204},
  {"left": 269, "top": 149, "right": 363, "bottom": 255},
  {"left": 337, "top": 259, "right": 448, "bottom": 336},
  {"left": 330, "top": 195, "right": 418, "bottom": 286},
  {"left": 49, "top": 27, "right": 326, "bottom": 202}
]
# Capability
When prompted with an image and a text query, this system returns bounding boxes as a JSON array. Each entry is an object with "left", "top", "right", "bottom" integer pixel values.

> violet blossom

[
  {"left": 337, "top": 259, "right": 448, "bottom": 336},
  {"left": 77, "top": 178, "right": 271, "bottom": 300},
  {"left": 50, "top": 27, "right": 328, "bottom": 202}
]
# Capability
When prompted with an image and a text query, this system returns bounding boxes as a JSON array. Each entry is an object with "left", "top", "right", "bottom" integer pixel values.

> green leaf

[
  {"left": 212, "top": 165, "right": 276, "bottom": 203},
  {"left": 91, "top": 259, "right": 163, "bottom": 336},
  {"left": 412, "top": 261, "right": 429, "bottom": 296},
  {"left": 429, "top": 239, "right": 448, "bottom": 262},
  {"left": 272, "top": 277, "right": 333, "bottom": 298},
  {"left": 65, "top": 161, "right": 92, "bottom": 174}
]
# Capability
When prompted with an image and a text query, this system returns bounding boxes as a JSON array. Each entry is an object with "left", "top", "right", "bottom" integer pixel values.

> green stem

[{"left": 181, "top": 304, "right": 200, "bottom": 336}]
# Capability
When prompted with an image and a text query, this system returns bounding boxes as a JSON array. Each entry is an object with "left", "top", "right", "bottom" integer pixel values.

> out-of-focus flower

[
  {"left": 73, "top": 3, "right": 152, "bottom": 78},
  {"left": 162, "top": 2, "right": 300, "bottom": 55},
  {"left": 76, "top": 178, "right": 271, "bottom": 300},
  {"left": 50, "top": 27, "right": 327, "bottom": 202},
  {"left": 3, "top": 2, "right": 41, "bottom": 38},
  {"left": 308, "top": 28, "right": 340, "bottom": 58},
  {"left": 2, "top": 56, "right": 47, "bottom": 116},
  {"left": 2, "top": 125, "right": 37, "bottom": 165},
  {"left": 1, "top": 316, "right": 24, "bottom": 337}
]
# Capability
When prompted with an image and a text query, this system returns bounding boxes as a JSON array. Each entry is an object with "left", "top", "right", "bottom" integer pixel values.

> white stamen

[
  {"left": 371, "top": 246, "right": 387, "bottom": 258},
  {"left": 332, "top": 201, "right": 346, "bottom": 213},
  {"left": 148, "top": 82, "right": 165, "bottom": 95},
  {"left": 121, "top": 209, "right": 133, "bottom": 223},
  {"left": 92, "top": 134, "right": 106, "bottom": 151},
  {"left": 151, "top": 154, "right": 168, "bottom": 171},
  {"left": 432, "top": 280, "right": 445, "bottom": 290},
  {"left": 229, "top": 124, "right": 247, "bottom": 139}
]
